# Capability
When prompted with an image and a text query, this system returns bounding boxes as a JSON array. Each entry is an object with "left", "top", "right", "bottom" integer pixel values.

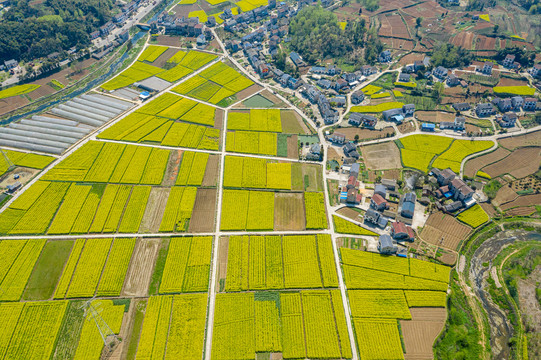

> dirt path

[{"left": 122, "top": 238, "right": 161, "bottom": 297}]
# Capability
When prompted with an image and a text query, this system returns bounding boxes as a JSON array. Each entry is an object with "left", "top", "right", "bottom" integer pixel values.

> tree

[
  {"left": 416, "top": 17, "right": 423, "bottom": 28},
  {"left": 493, "top": 24, "right": 499, "bottom": 33},
  {"left": 354, "top": 134, "right": 360, "bottom": 142}
]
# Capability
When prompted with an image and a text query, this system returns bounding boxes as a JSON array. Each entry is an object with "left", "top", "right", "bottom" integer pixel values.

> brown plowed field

[
  {"left": 139, "top": 187, "right": 170, "bottom": 233},
  {"left": 382, "top": 38, "right": 415, "bottom": 50},
  {"left": 287, "top": 134, "right": 298, "bottom": 159},
  {"left": 451, "top": 32, "right": 475, "bottom": 50},
  {"left": 337, "top": 207, "right": 363, "bottom": 222},
  {"left": 214, "top": 108, "right": 224, "bottom": 130},
  {"left": 379, "top": 15, "right": 411, "bottom": 39},
  {"left": 401, "top": 307, "right": 447, "bottom": 360},
  {"left": 236, "top": 84, "right": 263, "bottom": 102},
  {"left": 189, "top": 188, "right": 217, "bottom": 232},
  {"left": 122, "top": 238, "right": 161, "bottom": 297},
  {"left": 493, "top": 185, "right": 518, "bottom": 207},
  {"left": 505, "top": 206, "right": 536, "bottom": 216},
  {"left": 154, "top": 35, "right": 182, "bottom": 47},
  {"left": 416, "top": 111, "right": 455, "bottom": 123},
  {"left": 274, "top": 192, "right": 305, "bottom": 231},
  {"left": 497, "top": 77, "right": 529, "bottom": 87},
  {"left": 480, "top": 202, "right": 498, "bottom": 218},
  {"left": 361, "top": 141, "right": 402, "bottom": 170},
  {"left": 464, "top": 147, "right": 510, "bottom": 178},
  {"left": 499, "top": 131, "right": 541, "bottom": 149},
  {"left": 483, "top": 147, "right": 541, "bottom": 179},
  {"left": 420, "top": 212, "right": 471, "bottom": 250},
  {"left": 398, "top": 53, "right": 426, "bottom": 66},
  {"left": 151, "top": 48, "right": 178, "bottom": 68},
  {"left": 202, "top": 154, "right": 219, "bottom": 187},
  {"left": 476, "top": 35, "right": 497, "bottom": 50},
  {"left": 500, "top": 193, "right": 541, "bottom": 210},
  {"left": 340, "top": 127, "right": 395, "bottom": 142}
]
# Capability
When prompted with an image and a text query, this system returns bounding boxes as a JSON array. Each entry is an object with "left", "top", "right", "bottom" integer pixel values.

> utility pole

[{"left": 80, "top": 300, "right": 121, "bottom": 359}]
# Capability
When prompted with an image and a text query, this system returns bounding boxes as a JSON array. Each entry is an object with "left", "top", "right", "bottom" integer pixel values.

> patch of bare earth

[
  {"left": 401, "top": 307, "right": 447, "bottom": 360},
  {"left": 484, "top": 147, "right": 541, "bottom": 179},
  {"left": 139, "top": 187, "right": 170, "bottom": 233},
  {"left": 493, "top": 186, "right": 518, "bottom": 207},
  {"left": 218, "top": 236, "right": 229, "bottom": 292},
  {"left": 499, "top": 130, "right": 541, "bottom": 149},
  {"left": 361, "top": 141, "right": 402, "bottom": 170},
  {"left": 122, "top": 238, "right": 161, "bottom": 297},
  {"left": 336, "top": 207, "right": 363, "bottom": 222},
  {"left": 287, "top": 134, "right": 298, "bottom": 159},
  {"left": 162, "top": 149, "right": 182, "bottom": 186},
  {"left": 274, "top": 193, "right": 305, "bottom": 231},
  {"left": 202, "top": 154, "right": 219, "bottom": 187},
  {"left": 420, "top": 211, "right": 471, "bottom": 250},
  {"left": 464, "top": 147, "right": 510, "bottom": 178},
  {"left": 188, "top": 188, "right": 217, "bottom": 232}
]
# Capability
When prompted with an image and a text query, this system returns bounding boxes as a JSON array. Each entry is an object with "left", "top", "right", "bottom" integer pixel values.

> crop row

[
  {"left": 457, "top": 203, "right": 490, "bottom": 228},
  {"left": 176, "top": 151, "right": 209, "bottom": 186},
  {"left": 136, "top": 294, "right": 207, "bottom": 359},
  {"left": 159, "top": 236, "right": 213, "bottom": 294},
  {"left": 159, "top": 186, "right": 198, "bottom": 232},
  {"left": 221, "top": 189, "right": 275, "bottom": 231},
  {"left": 138, "top": 45, "right": 168, "bottom": 62},
  {"left": 0, "top": 301, "right": 68, "bottom": 359},
  {"left": 225, "top": 234, "right": 338, "bottom": 291},
  {"left": 226, "top": 130, "right": 277, "bottom": 156},
  {"left": 212, "top": 290, "right": 351, "bottom": 360},
  {"left": 101, "top": 61, "right": 164, "bottom": 91},
  {"left": 223, "top": 156, "right": 292, "bottom": 190},
  {"left": 228, "top": 109, "right": 282, "bottom": 132},
  {"left": 333, "top": 215, "right": 378, "bottom": 236},
  {"left": 304, "top": 192, "right": 327, "bottom": 229},
  {"left": 0, "top": 239, "right": 46, "bottom": 301}
]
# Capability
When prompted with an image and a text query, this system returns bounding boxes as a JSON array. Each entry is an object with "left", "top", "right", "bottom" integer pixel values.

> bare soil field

[
  {"left": 217, "top": 236, "right": 229, "bottom": 290},
  {"left": 328, "top": 147, "right": 342, "bottom": 165},
  {"left": 476, "top": 35, "right": 497, "bottom": 50},
  {"left": 337, "top": 207, "right": 363, "bottom": 222},
  {"left": 480, "top": 202, "right": 498, "bottom": 218},
  {"left": 401, "top": 307, "right": 447, "bottom": 360},
  {"left": 416, "top": 111, "right": 455, "bottom": 123},
  {"left": 497, "top": 77, "right": 529, "bottom": 87},
  {"left": 398, "top": 53, "right": 426, "bottom": 66},
  {"left": 505, "top": 206, "right": 536, "bottom": 216},
  {"left": 171, "top": 3, "right": 199, "bottom": 18},
  {"left": 438, "top": 251, "right": 458, "bottom": 266},
  {"left": 382, "top": 38, "right": 414, "bottom": 50},
  {"left": 162, "top": 149, "right": 182, "bottom": 187},
  {"left": 511, "top": 176, "right": 541, "bottom": 193},
  {"left": 451, "top": 32, "right": 475, "bottom": 49},
  {"left": 378, "top": 14, "right": 410, "bottom": 39},
  {"left": 202, "top": 154, "right": 219, "bottom": 187},
  {"left": 236, "top": 84, "right": 263, "bottom": 102},
  {"left": 340, "top": 127, "right": 395, "bottom": 142},
  {"left": 518, "top": 267, "right": 541, "bottom": 344},
  {"left": 492, "top": 185, "right": 518, "bottom": 207},
  {"left": 122, "top": 238, "right": 161, "bottom": 297},
  {"left": 499, "top": 131, "right": 541, "bottom": 149},
  {"left": 274, "top": 192, "right": 305, "bottom": 231},
  {"left": 361, "top": 141, "right": 402, "bottom": 170},
  {"left": 403, "top": 1, "right": 445, "bottom": 18},
  {"left": 483, "top": 147, "right": 541, "bottom": 179},
  {"left": 464, "top": 147, "right": 510, "bottom": 178},
  {"left": 214, "top": 108, "right": 224, "bottom": 130},
  {"left": 366, "top": 0, "right": 418, "bottom": 15},
  {"left": 287, "top": 134, "right": 298, "bottom": 159},
  {"left": 139, "top": 187, "right": 170, "bottom": 233},
  {"left": 189, "top": 188, "right": 217, "bottom": 232},
  {"left": 420, "top": 212, "right": 471, "bottom": 250},
  {"left": 154, "top": 35, "right": 182, "bottom": 47},
  {"left": 0, "top": 95, "right": 30, "bottom": 116},
  {"left": 500, "top": 193, "right": 541, "bottom": 210}
]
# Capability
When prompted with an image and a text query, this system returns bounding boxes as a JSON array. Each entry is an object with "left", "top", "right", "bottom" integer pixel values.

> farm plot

[
  {"left": 139, "top": 45, "right": 169, "bottom": 62},
  {"left": 158, "top": 236, "right": 213, "bottom": 294},
  {"left": 220, "top": 189, "right": 274, "bottom": 231},
  {"left": 274, "top": 193, "right": 306, "bottom": 231},
  {"left": 102, "top": 61, "right": 165, "bottom": 91},
  {"left": 397, "top": 134, "right": 453, "bottom": 172},
  {"left": 456, "top": 204, "right": 489, "bottom": 228},
  {"left": 499, "top": 130, "right": 541, "bottom": 149},
  {"left": 482, "top": 147, "right": 541, "bottom": 179},
  {"left": 172, "top": 62, "right": 254, "bottom": 105},
  {"left": 0, "top": 239, "right": 46, "bottom": 301},
  {"left": 464, "top": 147, "right": 510, "bottom": 178},
  {"left": 159, "top": 186, "right": 198, "bottom": 232},
  {"left": 361, "top": 141, "right": 403, "bottom": 170},
  {"left": 0, "top": 83, "right": 41, "bottom": 99},
  {"left": 212, "top": 290, "right": 351, "bottom": 360},
  {"left": 228, "top": 109, "right": 282, "bottom": 132},
  {"left": 333, "top": 215, "right": 378, "bottom": 236},
  {"left": 0, "top": 149, "right": 54, "bottom": 177},
  {"left": 54, "top": 238, "right": 133, "bottom": 299},
  {"left": 175, "top": 151, "right": 209, "bottom": 186},
  {"left": 223, "top": 156, "right": 292, "bottom": 189},
  {"left": 420, "top": 211, "right": 471, "bottom": 250},
  {"left": 223, "top": 234, "right": 337, "bottom": 291},
  {"left": 226, "top": 130, "right": 277, "bottom": 156},
  {"left": 0, "top": 301, "right": 68, "bottom": 359},
  {"left": 340, "top": 248, "right": 451, "bottom": 290},
  {"left": 136, "top": 294, "right": 207, "bottom": 360},
  {"left": 400, "top": 308, "right": 447, "bottom": 360},
  {"left": 73, "top": 300, "right": 124, "bottom": 359},
  {"left": 353, "top": 319, "right": 405, "bottom": 360}
]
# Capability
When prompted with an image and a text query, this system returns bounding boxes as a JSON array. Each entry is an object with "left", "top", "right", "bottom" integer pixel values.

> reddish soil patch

[
  {"left": 476, "top": 35, "right": 497, "bottom": 50},
  {"left": 497, "top": 77, "right": 529, "bottom": 87},
  {"left": 420, "top": 211, "right": 471, "bottom": 250},
  {"left": 154, "top": 35, "right": 182, "bottom": 47},
  {"left": 398, "top": 53, "right": 426, "bottom": 66},
  {"left": 493, "top": 185, "right": 518, "bottom": 207},
  {"left": 505, "top": 206, "right": 536, "bottom": 216},
  {"left": 382, "top": 38, "right": 415, "bottom": 51},
  {"left": 499, "top": 130, "right": 541, "bottom": 149},
  {"left": 379, "top": 14, "right": 411, "bottom": 39}
]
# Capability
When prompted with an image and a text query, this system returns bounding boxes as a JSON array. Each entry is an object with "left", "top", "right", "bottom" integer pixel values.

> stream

[{"left": 468, "top": 229, "right": 541, "bottom": 359}]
